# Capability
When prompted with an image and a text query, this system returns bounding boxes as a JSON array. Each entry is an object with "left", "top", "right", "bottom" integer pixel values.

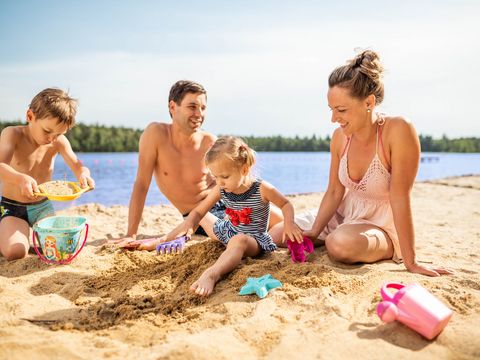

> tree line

[{"left": 1, "top": 120, "right": 479, "bottom": 153}]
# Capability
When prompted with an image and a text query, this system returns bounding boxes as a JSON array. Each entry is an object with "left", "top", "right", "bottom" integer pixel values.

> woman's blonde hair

[
  {"left": 205, "top": 136, "right": 256, "bottom": 170},
  {"left": 328, "top": 49, "right": 385, "bottom": 105}
]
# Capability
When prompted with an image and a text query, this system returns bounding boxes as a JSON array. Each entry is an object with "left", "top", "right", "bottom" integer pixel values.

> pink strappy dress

[{"left": 323, "top": 122, "right": 402, "bottom": 262}]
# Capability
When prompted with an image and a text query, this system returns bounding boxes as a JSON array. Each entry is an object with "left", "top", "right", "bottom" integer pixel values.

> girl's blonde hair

[{"left": 205, "top": 136, "right": 256, "bottom": 170}]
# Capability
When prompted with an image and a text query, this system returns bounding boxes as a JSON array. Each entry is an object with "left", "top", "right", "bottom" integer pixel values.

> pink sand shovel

[
  {"left": 286, "top": 236, "right": 314, "bottom": 263},
  {"left": 376, "top": 282, "right": 453, "bottom": 340}
]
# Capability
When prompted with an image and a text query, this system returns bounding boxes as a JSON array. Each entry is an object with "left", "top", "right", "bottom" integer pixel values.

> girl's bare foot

[{"left": 190, "top": 268, "right": 220, "bottom": 296}]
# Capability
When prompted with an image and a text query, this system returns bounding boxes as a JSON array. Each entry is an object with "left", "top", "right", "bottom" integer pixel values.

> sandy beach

[{"left": 0, "top": 176, "right": 479, "bottom": 360}]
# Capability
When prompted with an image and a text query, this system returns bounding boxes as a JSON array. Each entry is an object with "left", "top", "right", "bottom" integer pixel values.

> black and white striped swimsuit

[{"left": 213, "top": 179, "right": 276, "bottom": 252}]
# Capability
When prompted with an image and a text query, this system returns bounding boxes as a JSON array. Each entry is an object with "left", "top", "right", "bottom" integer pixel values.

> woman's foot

[{"left": 190, "top": 267, "right": 220, "bottom": 297}]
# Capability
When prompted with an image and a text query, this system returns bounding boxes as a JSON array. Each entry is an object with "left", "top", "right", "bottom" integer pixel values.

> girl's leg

[
  {"left": 268, "top": 204, "right": 283, "bottom": 229},
  {"left": 190, "top": 233, "right": 261, "bottom": 296},
  {"left": 197, "top": 212, "right": 220, "bottom": 240},
  {"left": 0, "top": 217, "right": 30, "bottom": 260},
  {"left": 325, "top": 224, "right": 394, "bottom": 263},
  {"left": 269, "top": 221, "right": 286, "bottom": 247}
]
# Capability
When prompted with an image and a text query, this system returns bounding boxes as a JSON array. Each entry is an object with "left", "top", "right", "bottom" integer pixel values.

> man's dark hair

[{"left": 168, "top": 80, "right": 207, "bottom": 117}]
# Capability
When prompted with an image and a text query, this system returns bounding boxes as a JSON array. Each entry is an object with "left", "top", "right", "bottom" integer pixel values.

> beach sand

[{"left": 0, "top": 176, "right": 479, "bottom": 359}]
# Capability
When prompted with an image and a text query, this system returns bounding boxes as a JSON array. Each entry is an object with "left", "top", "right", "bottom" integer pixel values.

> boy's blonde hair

[
  {"left": 206, "top": 136, "right": 256, "bottom": 169},
  {"left": 29, "top": 88, "right": 77, "bottom": 127}
]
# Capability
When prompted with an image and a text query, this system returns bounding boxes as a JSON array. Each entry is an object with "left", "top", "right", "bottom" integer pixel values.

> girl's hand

[
  {"left": 283, "top": 221, "right": 304, "bottom": 243},
  {"left": 406, "top": 262, "right": 454, "bottom": 277},
  {"left": 79, "top": 173, "right": 95, "bottom": 189},
  {"left": 19, "top": 174, "right": 40, "bottom": 198},
  {"left": 165, "top": 227, "right": 193, "bottom": 242}
]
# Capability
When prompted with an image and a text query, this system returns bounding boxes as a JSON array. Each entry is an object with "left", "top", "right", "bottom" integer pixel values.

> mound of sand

[{"left": 0, "top": 177, "right": 479, "bottom": 359}]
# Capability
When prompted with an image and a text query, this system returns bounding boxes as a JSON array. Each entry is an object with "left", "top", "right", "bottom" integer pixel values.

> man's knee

[{"left": 325, "top": 232, "right": 357, "bottom": 263}]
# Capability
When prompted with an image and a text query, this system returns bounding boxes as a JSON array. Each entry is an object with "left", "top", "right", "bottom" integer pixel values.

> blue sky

[{"left": 1, "top": 0, "right": 479, "bottom": 137}]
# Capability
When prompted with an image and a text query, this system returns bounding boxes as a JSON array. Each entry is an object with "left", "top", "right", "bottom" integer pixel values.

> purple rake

[{"left": 156, "top": 235, "right": 189, "bottom": 254}]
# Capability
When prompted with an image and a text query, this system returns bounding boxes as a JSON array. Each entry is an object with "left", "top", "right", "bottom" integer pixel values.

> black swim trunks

[
  {"left": 182, "top": 200, "right": 226, "bottom": 236},
  {"left": 0, "top": 197, "right": 55, "bottom": 227}
]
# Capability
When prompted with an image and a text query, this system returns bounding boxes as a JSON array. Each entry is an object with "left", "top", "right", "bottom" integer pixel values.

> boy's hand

[
  {"left": 19, "top": 174, "right": 40, "bottom": 199},
  {"left": 283, "top": 221, "right": 304, "bottom": 244},
  {"left": 79, "top": 173, "right": 95, "bottom": 189}
]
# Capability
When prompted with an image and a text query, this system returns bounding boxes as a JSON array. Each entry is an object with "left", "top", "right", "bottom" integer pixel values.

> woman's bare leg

[{"left": 325, "top": 224, "right": 394, "bottom": 263}]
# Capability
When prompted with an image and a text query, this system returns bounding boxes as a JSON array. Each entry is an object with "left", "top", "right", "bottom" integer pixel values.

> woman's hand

[
  {"left": 302, "top": 229, "right": 320, "bottom": 243},
  {"left": 406, "top": 262, "right": 454, "bottom": 277},
  {"left": 283, "top": 221, "right": 304, "bottom": 243}
]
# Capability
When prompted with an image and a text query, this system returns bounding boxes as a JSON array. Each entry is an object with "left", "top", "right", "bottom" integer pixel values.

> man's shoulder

[
  {"left": 141, "top": 122, "right": 170, "bottom": 141},
  {"left": 198, "top": 130, "right": 216, "bottom": 148},
  {"left": 144, "top": 121, "right": 170, "bottom": 134}
]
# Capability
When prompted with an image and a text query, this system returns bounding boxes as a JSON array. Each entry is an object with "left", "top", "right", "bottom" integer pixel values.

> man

[{"left": 114, "top": 80, "right": 282, "bottom": 250}]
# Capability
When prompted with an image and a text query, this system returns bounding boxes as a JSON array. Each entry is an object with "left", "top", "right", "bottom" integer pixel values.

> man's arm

[{"left": 126, "top": 124, "right": 159, "bottom": 237}]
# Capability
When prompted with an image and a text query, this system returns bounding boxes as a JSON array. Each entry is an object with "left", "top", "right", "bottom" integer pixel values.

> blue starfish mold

[{"left": 239, "top": 274, "right": 282, "bottom": 298}]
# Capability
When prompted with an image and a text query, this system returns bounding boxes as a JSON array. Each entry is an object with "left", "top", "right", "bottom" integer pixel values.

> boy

[{"left": 0, "top": 88, "right": 95, "bottom": 260}]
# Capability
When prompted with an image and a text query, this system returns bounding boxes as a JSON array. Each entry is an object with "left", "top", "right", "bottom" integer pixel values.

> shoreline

[{"left": 1, "top": 176, "right": 479, "bottom": 359}]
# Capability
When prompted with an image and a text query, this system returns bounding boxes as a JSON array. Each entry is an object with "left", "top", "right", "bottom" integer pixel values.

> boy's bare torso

[
  {"left": 151, "top": 123, "right": 215, "bottom": 214},
  {"left": 2, "top": 126, "right": 58, "bottom": 202}
]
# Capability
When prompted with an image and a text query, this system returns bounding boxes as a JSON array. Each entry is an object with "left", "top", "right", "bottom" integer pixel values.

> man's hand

[
  {"left": 107, "top": 235, "right": 137, "bottom": 248},
  {"left": 107, "top": 235, "right": 169, "bottom": 251}
]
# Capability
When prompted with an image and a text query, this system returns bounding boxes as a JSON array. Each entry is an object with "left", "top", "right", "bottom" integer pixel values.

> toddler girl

[{"left": 165, "top": 136, "right": 303, "bottom": 296}]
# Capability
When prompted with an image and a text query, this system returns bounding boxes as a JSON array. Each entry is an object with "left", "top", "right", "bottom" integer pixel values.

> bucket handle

[
  {"left": 380, "top": 282, "right": 405, "bottom": 303},
  {"left": 32, "top": 224, "right": 89, "bottom": 265}
]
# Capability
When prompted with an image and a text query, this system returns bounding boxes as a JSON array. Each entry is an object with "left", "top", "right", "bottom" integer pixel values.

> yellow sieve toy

[{"left": 34, "top": 180, "right": 93, "bottom": 201}]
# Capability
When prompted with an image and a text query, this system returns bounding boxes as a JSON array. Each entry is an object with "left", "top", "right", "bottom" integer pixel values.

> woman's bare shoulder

[
  {"left": 384, "top": 115, "right": 417, "bottom": 138},
  {"left": 330, "top": 127, "right": 348, "bottom": 153},
  {"left": 385, "top": 115, "right": 415, "bottom": 131}
]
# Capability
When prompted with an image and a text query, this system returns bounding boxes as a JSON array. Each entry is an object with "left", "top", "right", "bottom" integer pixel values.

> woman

[{"left": 272, "top": 50, "right": 451, "bottom": 277}]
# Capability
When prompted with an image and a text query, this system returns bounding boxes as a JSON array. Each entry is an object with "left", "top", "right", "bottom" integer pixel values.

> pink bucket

[{"left": 376, "top": 282, "right": 453, "bottom": 340}]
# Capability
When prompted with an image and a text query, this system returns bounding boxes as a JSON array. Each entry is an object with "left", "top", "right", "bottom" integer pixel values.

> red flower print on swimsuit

[{"left": 226, "top": 207, "right": 252, "bottom": 226}]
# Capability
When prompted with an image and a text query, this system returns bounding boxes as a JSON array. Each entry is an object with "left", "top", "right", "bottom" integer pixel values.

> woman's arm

[
  {"left": 304, "top": 128, "right": 346, "bottom": 239},
  {"left": 389, "top": 118, "right": 452, "bottom": 276}
]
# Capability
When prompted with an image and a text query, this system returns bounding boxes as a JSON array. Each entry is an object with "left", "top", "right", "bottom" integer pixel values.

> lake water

[{"left": 48, "top": 152, "right": 480, "bottom": 209}]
